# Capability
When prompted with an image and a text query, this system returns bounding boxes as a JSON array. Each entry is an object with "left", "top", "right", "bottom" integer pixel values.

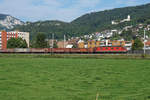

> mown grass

[
  {"left": 0, "top": 53, "right": 150, "bottom": 59},
  {"left": 0, "top": 58, "right": 150, "bottom": 100}
]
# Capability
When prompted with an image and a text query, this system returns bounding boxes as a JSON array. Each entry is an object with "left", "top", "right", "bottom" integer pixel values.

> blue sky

[{"left": 0, "top": 0, "right": 149, "bottom": 22}]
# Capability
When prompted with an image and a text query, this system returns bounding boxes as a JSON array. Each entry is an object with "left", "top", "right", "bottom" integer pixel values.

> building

[
  {"left": 0, "top": 31, "right": 29, "bottom": 49},
  {"left": 88, "top": 40, "right": 100, "bottom": 48},
  {"left": 88, "top": 40, "right": 96, "bottom": 48},
  {"left": 112, "top": 41, "right": 122, "bottom": 46},
  {"left": 78, "top": 39, "right": 85, "bottom": 48},
  {"left": 112, "top": 15, "right": 131, "bottom": 25},
  {"left": 124, "top": 41, "right": 133, "bottom": 50},
  {"left": 112, "top": 21, "right": 119, "bottom": 25},
  {"left": 145, "top": 41, "right": 150, "bottom": 49},
  {"left": 121, "top": 15, "right": 131, "bottom": 22},
  {"left": 57, "top": 41, "right": 68, "bottom": 48},
  {"left": 78, "top": 42, "right": 85, "bottom": 48},
  {"left": 66, "top": 44, "right": 73, "bottom": 48}
]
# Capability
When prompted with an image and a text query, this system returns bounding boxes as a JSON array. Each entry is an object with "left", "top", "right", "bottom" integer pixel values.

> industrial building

[{"left": 0, "top": 31, "right": 29, "bottom": 49}]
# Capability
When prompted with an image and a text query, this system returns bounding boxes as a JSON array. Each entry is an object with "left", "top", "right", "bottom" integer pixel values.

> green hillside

[
  {"left": 13, "top": 3, "right": 150, "bottom": 40},
  {"left": 14, "top": 20, "right": 71, "bottom": 40},
  {"left": 72, "top": 3, "right": 150, "bottom": 31}
]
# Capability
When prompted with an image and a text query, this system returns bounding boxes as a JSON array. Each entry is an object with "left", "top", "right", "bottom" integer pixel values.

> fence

[{"left": 128, "top": 50, "right": 150, "bottom": 55}]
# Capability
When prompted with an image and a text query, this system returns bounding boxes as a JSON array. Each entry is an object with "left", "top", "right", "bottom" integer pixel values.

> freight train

[{"left": 0, "top": 46, "right": 127, "bottom": 54}]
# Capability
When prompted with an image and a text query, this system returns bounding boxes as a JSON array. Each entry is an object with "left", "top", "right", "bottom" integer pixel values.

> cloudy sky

[{"left": 0, "top": 0, "right": 149, "bottom": 22}]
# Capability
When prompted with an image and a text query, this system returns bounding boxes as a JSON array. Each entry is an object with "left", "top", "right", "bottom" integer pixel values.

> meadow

[{"left": 0, "top": 57, "right": 150, "bottom": 100}]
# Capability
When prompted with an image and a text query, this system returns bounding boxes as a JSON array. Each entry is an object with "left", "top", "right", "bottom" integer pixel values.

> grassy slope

[{"left": 0, "top": 58, "right": 150, "bottom": 100}]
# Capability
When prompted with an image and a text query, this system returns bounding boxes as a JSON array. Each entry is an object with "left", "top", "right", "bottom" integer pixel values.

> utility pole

[
  {"left": 51, "top": 33, "right": 54, "bottom": 55},
  {"left": 52, "top": 33, "right": 54, "bottom": 48},
  {"left": 64, "top": 35, "right": 66, "bottom": 48},
  {"left": 47, "top": 34, "right": 49, "bottom": 48},
  {"left": 144, "top": 29, "right": 146, "bottom": 55}
]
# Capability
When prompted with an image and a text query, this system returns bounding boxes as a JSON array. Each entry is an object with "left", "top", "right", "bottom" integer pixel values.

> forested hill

[
  {"left": 13, "top": 3, "right": 150, "bottom": 40},
  {"left": 14, "top": 20, "right": 71, "bottom": 40},
  {"left": 71, "top": 3, "right": 150, "bottom": 31}
]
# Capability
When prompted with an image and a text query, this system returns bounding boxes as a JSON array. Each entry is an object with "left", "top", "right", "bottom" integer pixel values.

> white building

[
  {"left": 121, "top": 15, "right": 131, "bottom": 22},
  {"left": 8, "top": 31, "right": 30, "bottom": 47},
  {"left": 112, "top": 21, "right": 118, "bottom": 25},
  {"left": 112, "top": 15, "right": 131, "bottom": 25},
  {"left": 0, "top": 31, "right": 29, "bottom": 49}
]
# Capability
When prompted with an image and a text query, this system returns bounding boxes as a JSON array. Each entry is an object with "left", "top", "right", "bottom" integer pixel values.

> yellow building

[
  {"left": 96, "top": 41, "right": 100, "bottom": 47},
  {"left": 88, "top": 41, "right": 100, "bottom": 48},
  {"left": 121, "top": 41, "right": 126, "bottom": 47},
  {"left": 111, "top": 41, "right": 133, "bottom": 47},
  {"left": 88, "top": 40, "right": 95, "bottom": 48},
  {"left": 78, "top": 42, "right": 85, "bottom": 48},
  {"left": 112, "top": 41, "right": 121, "bottom": 46}
]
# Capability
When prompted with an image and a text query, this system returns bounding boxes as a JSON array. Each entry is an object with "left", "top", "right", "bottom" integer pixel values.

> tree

[
  {"left": 132, "top": 38, "right": 144, "bottom": 50},
  {"left": 34, "top": 32, "right": 48, "bottom": 48},
  {"left": 146, "top": 19, "right": 150, "bottom": 24},
  {"left": 72, "top": 43, "right": 77, "bottom": 48},
  {"left": 53, "top": 41, "right": 58, "bottom": 48},
  {"left": 121, "top": 30, "right": 135, "bottom": 41},
  {"left": 7, "top": 37, "right": 28, "bottom": 48}
]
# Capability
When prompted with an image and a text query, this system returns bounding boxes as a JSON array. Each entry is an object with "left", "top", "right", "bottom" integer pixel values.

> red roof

[{"left": 145, "top": 41, "right": 150, "bottom": 46}]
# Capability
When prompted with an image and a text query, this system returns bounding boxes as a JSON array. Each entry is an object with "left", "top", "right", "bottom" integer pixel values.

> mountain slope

[
  {"left": 0, "top": 14, "right": 24, "bottom": 30},
  {"left": 13, "top": 3, "right": 150, "bottom": 40},
  {"left": 72, "top": 3, "right": 150, "bottom": 31},
  {"left": 15, "top": 20, "right": 71, "bottom": 40}
]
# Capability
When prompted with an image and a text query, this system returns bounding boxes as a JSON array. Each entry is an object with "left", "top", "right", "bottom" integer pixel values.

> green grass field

[{"left": 0, "top": 57, "right": 150, "bottom": 100}]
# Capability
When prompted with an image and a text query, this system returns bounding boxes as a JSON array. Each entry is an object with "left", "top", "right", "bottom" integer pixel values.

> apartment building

[
  {"left": 0, "top": 31, "right": 29, "bottom": 49},
  {"left": 88, "top": 40, "right": 101, "bottom": 48}
]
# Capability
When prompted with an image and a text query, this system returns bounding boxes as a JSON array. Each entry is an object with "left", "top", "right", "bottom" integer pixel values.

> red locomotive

[
  {"left": 0, "top": 46, "right": 127, "bottom": 53},
  {"left": 94, "top": 46, "right": 127, "bottom": 53}
]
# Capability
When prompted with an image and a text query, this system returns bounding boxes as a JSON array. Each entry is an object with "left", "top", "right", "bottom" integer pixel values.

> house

[
  {"left": 57, "top": 41, "right": 68, "bottom": 48},
  {"left": 78, "top": 40, "right": 85, "bottom": 48},
  {"left": 145, "top": 41, "right": 150, "bottom": 49}
]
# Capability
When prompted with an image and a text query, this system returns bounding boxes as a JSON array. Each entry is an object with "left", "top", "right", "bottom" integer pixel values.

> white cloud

[
  {"left": 0, "top": 0, "right": 102, "bottom": 22},
  {"left": 0, "top": 0, "right": 148, "bottom": 22},
  {"left": 0, "top": 0, "right": 62, "bottom": 21}
]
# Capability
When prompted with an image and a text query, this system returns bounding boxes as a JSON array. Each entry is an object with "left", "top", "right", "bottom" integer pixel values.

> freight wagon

[{"left": 0, "top": 46, "right": 127, "bottom": 54}]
